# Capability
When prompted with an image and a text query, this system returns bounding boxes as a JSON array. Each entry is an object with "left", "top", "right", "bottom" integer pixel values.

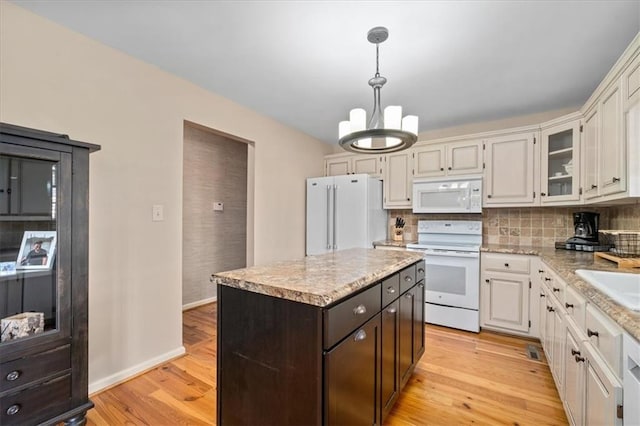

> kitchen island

[{"left": 212, "top": 248, "right": 425, "bottom": 426}]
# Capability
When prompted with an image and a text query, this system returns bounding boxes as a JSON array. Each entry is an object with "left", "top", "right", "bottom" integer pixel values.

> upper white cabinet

[
  {"left": 413, "top": 139, "right": 482, "bottom": 178},
  {"left": 483, "top": 131, "right": 538, "bottom": 206},
  {"left": 383, "top": 152, "right": 412, "bottom": 208},
  {"left": 599, "top": 81, "right": 625, "bottom": 197},
  {"left": 540, "top": 114, "right": 581, "bottom": 204},
  {"left": 325, "top": 154, "right": 382, "bottom": 178}
]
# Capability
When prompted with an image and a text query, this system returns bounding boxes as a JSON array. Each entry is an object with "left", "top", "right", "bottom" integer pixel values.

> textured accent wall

[
  {"left": 183, "top": 125, "right": 247, "bottom": 305},
  {"left": 389, "top": 202, "right": 639, "bottom": 247}
]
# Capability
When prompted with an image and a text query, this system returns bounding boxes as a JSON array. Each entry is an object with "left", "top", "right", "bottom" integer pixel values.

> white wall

[{"left": 0, "top": 2, "right": 332, "bottom": 393}]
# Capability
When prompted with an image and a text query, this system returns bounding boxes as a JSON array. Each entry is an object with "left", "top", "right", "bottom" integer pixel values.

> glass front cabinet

[
  {"left": 540, "top": 116, "right": 582, "bottom": 204},
  {"left": 0, "top": 123, "right": 99, "bottom": 425}
]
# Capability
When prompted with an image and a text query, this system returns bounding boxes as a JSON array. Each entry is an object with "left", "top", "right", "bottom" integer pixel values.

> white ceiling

[{"left": 11, "top": 1, "right": 640, "bottom": 146}]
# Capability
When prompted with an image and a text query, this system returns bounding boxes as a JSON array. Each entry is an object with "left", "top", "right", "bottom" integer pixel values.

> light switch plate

[
  {"left": 152, "top": 204, "right": 164, "bottom": 221},
  {"left": 213, "top": 202, "right": 224, "bottom": 211}
]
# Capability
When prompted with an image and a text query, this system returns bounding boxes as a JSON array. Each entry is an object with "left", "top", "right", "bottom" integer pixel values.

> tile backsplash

[{"left": 389, "top": 202, "right": 639, "bottom": 247}]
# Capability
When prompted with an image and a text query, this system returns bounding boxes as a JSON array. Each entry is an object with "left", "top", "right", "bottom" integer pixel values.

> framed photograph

[
  {"left": 0, "top": 262, "right": 16, "bottom": 276},
  {"left": 16, "top": 231, "right": 57, "bottom": 270}
]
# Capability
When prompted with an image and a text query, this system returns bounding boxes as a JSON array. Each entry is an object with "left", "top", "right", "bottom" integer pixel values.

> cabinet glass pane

[
  {"left": 547, "top": 129, "right": 574, "bottom": 197},
  {"left": 1, "top": 155, "right": 58, "bottom": 344}
]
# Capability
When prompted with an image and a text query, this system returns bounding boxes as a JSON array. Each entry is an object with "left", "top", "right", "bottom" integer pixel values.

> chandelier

[{"left": 338, "top": 27, "right": 419, "bottom": 154}]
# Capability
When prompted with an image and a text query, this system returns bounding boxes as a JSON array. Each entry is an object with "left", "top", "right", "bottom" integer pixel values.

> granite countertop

[
  {"left": 373, "top": 239, "right": 417, "bottom": 248},
  {"left": 212, "top": 248, "right": 424, "bottom": 307},
  {"left": 482, "top": 244, "right": 640, "bottom": 341}
]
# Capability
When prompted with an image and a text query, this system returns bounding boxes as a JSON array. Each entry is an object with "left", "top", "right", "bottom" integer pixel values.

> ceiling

[{"left": 11, "top": 1, "right": 640, "bottom": 146}]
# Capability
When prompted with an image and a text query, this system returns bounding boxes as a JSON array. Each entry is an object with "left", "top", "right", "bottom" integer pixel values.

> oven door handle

[{"left": 424, "top": 250, "right": 479, "bottom": 258}]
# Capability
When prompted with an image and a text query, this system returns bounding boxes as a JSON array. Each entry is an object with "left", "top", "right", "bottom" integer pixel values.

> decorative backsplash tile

[{"left": 389, "top": 202, "right": 639, "bottom": 247}]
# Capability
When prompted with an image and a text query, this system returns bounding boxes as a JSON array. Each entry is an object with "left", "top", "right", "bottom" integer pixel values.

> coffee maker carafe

[{"left": 566, "top": 211, "right": 600, "bottom": 246}]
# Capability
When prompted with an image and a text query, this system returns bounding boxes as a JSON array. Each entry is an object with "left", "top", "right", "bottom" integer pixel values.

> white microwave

[{"left": 412, "top": 176, "right": 482, "bottom": 213}]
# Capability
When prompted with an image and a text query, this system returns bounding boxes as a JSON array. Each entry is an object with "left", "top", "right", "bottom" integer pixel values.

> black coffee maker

[{"left": 564, "top": 211, "right": 602, "bottom": 251}]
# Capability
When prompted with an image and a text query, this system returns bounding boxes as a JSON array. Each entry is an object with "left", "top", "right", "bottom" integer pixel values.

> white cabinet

[
  {"left": 483, "top": 131, "right": 538, "bottom": 206},
  {"left": 599, "top": 81, "right": 625, "bottom": 197},
  {"left": 480, "top": 253, "right": 534, "bottom": 336},
  {"left": 583, "top": 106, "right": 600, "bottom": 200},
  {"left": 383, "top": 152, "right": 412, "bottom": 209},
  {"left": 583, "top": 342, "right": 623, "bottom": 426},
  {"left": 540, "top": 115, "right": 581, "bottom": 204},
  {"left": 563, "top": 326, "right": 585, "bottom": 426},
  {"left": 413, "top": 139, "right": 482, "bottom": 178},
  {"left": 325, "top": 154, "right": 382, "bottom": 178}
]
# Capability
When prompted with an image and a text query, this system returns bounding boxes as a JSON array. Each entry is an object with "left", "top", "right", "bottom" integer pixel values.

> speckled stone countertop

[
  {"left": 482, "top": 244, "right": 640, "bottom": 341},
  {"left": 212, "top": 248, "right": 424, "bottom": 307},
  {"left": 373, "top": 239, "right": 417, "bottom": 248}
]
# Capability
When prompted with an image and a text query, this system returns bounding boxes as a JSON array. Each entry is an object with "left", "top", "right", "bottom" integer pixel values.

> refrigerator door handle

[
  {"left": 326, "top": 185, "right": 332, "bottom": 249},
  {"left": 333, "top": 184, "right": 338, "bottom": 250}
]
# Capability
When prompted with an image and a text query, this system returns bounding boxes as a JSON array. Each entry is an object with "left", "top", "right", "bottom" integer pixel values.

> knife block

[{"left": 393, "top": 227, "right": 404, "bottom": 241}]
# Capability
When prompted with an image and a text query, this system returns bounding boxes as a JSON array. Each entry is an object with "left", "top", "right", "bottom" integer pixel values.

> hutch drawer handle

[
  {"left": 353, "top": 304, "right": 367, "bottom": 315},
  {"left": 404, "top": 276, "right": 412, "bottom": 282},
  {"left": 565, "top": 303, "right": 574, "bottom": 309},
  {"left": 574, "top": 355, "right": 585, "bottom": 363},
  {"left": 387, "top": 307, "right": 397, "bottom": 314},
  {"left": 354, "top": 329, "right": 367, "bottom": 342},
  {"left": 587, "top": 328, "right": 599, "bottom": 338},
  {"left": 571, "top": 349, "right": 580, "bottom": 356},
  {"left": 386, "top": 286, "right": 396, "bottom": 294},
  {"left": 6, "top": 404, "right": 20, "bottom": 416},
  {"left": 552, "top": 287, "right": 560, "bottom": 292},
  {"left": 5, "top": 370, "right": 20, "bottom": 381}
]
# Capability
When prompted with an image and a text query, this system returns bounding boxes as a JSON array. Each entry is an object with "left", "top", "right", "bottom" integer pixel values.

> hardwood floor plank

[{"left": 85, "top": 302, "right": 567, "bottom": 425}]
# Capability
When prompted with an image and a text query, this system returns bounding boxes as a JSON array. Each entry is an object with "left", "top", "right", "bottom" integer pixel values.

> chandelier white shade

[{"left": 338, "top": 27, "right": 419, "bottom": 153}]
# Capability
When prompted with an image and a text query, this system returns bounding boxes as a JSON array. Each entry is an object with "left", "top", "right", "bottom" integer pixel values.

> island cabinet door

[
  {"left": 399, "top": 288, "right": 415, "bottom": 387},
  {"left": 381, "top": 300, "right": 400, "bottom": 421},
  {"left": 413, "top": 281, "right": 425, "bottom": 361},
  {"left": 325, "top": 313, "right": 381, "bottom": 426}
]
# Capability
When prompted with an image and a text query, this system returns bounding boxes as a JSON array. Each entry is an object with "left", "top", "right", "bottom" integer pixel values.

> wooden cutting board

[{"left": 595, "top": 252, "right": 640, "bottom": 268}]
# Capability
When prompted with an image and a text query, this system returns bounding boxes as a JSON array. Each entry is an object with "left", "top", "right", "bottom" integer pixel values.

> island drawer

[
  {"left": 0, "top": 345, "right": 70, "bottom": 393},
  {"left": 324, "top": 283, "right": 381, "bottom": 349},
  {"left": 399, "top": 265, "right": 417, "bottom": 294},
  {"left": 415, "top": 260, "right": 425, "bottom": 282},
  {"left": 382, "top": 274, "right": 400, "bottom": 307}
]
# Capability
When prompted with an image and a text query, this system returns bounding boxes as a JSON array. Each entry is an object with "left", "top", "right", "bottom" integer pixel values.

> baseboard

[
  {"left": 182, "top": 296, "right": 217, "bottom": 311},
  {"left": 88, "top": 346, "right": 186, "bottom": 395}
]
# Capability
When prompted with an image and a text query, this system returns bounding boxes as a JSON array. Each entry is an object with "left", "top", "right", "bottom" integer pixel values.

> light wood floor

[{"left": 86, "top": 303, "right": 567, "bottom": 425}]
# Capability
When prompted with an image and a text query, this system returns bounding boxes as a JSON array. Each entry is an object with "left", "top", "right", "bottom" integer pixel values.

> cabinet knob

[
  {"left": 574, "top": 355, "right": 585, "bottom": 363},
  {"left": 353, "top": 304, "right": 367, "bottom": 315},
  {"left": 406, "top": 197, "right": 410, "bottom": 201},
  {"left": 571, "top": 348, "right": 580, "bottom": 356},
  {"left": 565, "top": 303, "right": 574, "bottom": 309},
  {"left": 404, "top": 276, "right": 412, "bottom": 282},
  {"left": 552, "top": 287, "right": 560, "bottom": 293},
  {"left": 5, "top": 370, "right": 20, "bottom": 381},
  {"left": 448, "top": 167, "right": 452, "bottom": 170},
  {"left": 487, "top": 194, "right": 492, "bottom": 199},
  {"left": 587, "top": 328, "right": 599, "bottom": 338},
  {"left": 547, "top": 306, "right": 554, "bottom": 312},
  {"left": 485, "top": 279, "right": 490, "bottom": 283},
  {"left": 440, "top": 167, "right": 444, "bottom": 171},
  {"left": 6, "top": 404, "right": 20, "bottom": 416},
  {"left": 504, "top": 263, "right": 509, "bottom": 267},
  {"left": 418, "top": 268, "right": 425, "bottom": 274},
  {"left": 540, "top": 293, "right": 545, "bottom": 298},
  {"left": 545, "top": 277, "right": 552, "bottom": 281},
  {"left": 540, "top": 192, "right": 546, "bottom": 196},
  {"left": 387, "top": 307, "right": 397, "bottom": 314},
  {"left": 386, "top": 286, "right": 396, "bottom": 294},
  {"left": 612, "top": 177, "right": 620, "bottom": 183},
  {"left": 418, "top": 283, "right": 424, "bottom": 289},
  {"left": 591, "top": 184, "right": 598, "bottom": 189},
  {"left": 538, "top": 270, "right": 544, "bottom": 273},
  {"left": 405, "top": 292, "right": 413, "bottom": 299},
  {"left": 354, "top": 329, "right": 367, "bottom": 342}
]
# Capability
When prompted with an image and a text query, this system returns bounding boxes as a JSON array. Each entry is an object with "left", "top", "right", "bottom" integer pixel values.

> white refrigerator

[{"left": 306, "top": 174, "right": 387, "bottom": 255}]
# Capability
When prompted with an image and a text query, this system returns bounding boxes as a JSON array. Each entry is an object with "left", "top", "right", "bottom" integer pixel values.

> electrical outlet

[{"left": 152, "top": 204, "right": 164, "bottom": 221}]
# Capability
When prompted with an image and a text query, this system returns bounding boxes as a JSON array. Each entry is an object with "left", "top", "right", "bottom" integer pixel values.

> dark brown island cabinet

[
  {"left": 0, "top": 123, "right": 100, "bottom": 425},
  {"left": 216, "top": 256, "right": 425, "bottom": 426}
]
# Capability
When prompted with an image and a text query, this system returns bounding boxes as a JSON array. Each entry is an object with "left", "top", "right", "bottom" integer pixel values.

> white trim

[
  {"left": 182, "top": 296, "right": 217, "bottom": 311},
  {"left": 88, "top": 346, "right": 186, "bottom": 395}
]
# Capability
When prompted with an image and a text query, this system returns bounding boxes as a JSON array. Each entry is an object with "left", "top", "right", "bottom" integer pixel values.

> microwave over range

[{"left": 412, "top": 176, "right": 483, "bottom": 213}]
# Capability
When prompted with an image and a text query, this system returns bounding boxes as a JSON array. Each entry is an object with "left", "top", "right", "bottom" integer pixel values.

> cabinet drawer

[
  {"left": 324, "top": 283, "right": 381, "bottom": 349},
  {"left": 564, "top": 286, "right": 587, "bottom": 332},
  {"left": 381, "top": 274, "right": 400, "bottom": 308},
  {"left": 0, "top": 345, "right": 70, "bottom": 393},
  {"left": 586, "top": 304, "right": 622, "bottom": 378},
  {"left": 0, "top": 374, "right": 71, "bottom": 426},
  {"left": 399, "top": 265, "right": 417, "bottom": 294},
  {"left": 544, "top": 270, "right": 566, "bottom": 306},
  {"left": 415, "top": 260, "right": 425, "bottom": 283},
  {"left": 482, "top": 253, "right": 530, "bottom": 275}
]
